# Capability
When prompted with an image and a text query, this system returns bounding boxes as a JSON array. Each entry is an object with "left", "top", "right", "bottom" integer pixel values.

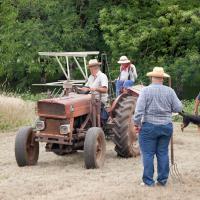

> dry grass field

[
  {"left": 0, "top": 95, "right": 199, "bottom": 200},
  {"left": 0, "top": 123, "right": 200, "bottom": 200},
  {"left": 0, "top": 95, "right": 35, "bottom": 130}
]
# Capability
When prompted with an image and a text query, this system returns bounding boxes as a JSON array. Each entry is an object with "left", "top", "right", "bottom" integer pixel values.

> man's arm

[
  {"left": 133, "top": 89, "right": 146, "bottom": 126},
  {"left": 130, "top": 64, "right": 137, "bottom": 81},
  {"left": 78, "top": 86, "right": 107, "bottom": 93},
  {"left": 90, "top": 86, "right": 108, "bottom": 93},
  {"left": 95, "top": 87, "right": 108, "bottom": 93},
  {"left": 78, "top": 77, "right": 91, "bottom": 92},
  {"left": 194, "top": 93, "right": 200, "bottom": 115},
  {"left": 78, "top": 87, "right": 90, "bottom": 92},
  {"left": 78, "top": 81, "right": 90, "bottom": 92},
  {"left": 171, "top": 89, "right": 182, "bottom": 113}
]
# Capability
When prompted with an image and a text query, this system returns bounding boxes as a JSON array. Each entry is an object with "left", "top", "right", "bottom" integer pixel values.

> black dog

[{"left": 179, "top": 111, "right": 200, "bottom": 131}]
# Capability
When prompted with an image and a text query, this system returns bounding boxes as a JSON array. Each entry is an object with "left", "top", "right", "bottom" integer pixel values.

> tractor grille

[
  {"left": 38, "top": 102, "right": 66, "bottom": 118},
  {"left": 41, "top": 119, "right": 67, "bottom": 135}
]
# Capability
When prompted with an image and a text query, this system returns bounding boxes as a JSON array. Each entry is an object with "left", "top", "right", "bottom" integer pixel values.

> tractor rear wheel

[
  {"left": 112, "top": 94, "right": 140, "bottom": 158},
  {"left": 84, "top": 127, "right": 106, "bottom": 169},
  {"left": 15, "top": 127, "right": 39, "bottom": 167}
]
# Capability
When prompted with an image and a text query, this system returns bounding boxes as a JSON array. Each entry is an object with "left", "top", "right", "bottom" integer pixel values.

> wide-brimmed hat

[
  {"left": 117, "top": 56, "right": 131, "bottom": 64},
  {"left": 146, "top": 67, "right": 170, "bottom": 78},
  {"left": 87, "top": 59, "right": 101, "bottom": 68}
]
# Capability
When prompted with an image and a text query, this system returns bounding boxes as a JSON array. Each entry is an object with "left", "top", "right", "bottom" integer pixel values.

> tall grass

[
  {"left": 0, "top": 94, "right": 36, "bottom": 131},
  {"left": 0, "top": 90, "right": 47, "bottom": 102}
]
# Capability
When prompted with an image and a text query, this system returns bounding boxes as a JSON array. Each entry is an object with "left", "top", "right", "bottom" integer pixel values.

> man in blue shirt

[{"left": 133, "top": 67, "right": 182, "bottom": 187}]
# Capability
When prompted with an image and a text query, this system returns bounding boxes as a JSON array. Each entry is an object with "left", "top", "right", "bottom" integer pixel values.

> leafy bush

[
  {"left": 100, "top": 1, "right": 200, "bottom": 98},
  {"left": 0, "top": 0, "right": 200, "bottom": 99},
  {"left": 0, "top": 0, "right": 108, "bottom": 90}
]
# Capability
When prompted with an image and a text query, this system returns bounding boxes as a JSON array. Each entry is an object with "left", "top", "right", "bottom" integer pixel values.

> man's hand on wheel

[
  {"left": 89, "top": 88, "right": 97, "bottom": 92},
  {"left": 77, "top": 87, "right": 90, "bottom": 92}
]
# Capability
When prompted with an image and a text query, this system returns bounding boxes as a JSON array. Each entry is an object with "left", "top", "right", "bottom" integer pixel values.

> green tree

[
  {"left": 0, "top": 0, "right": 108, "bottom": 90},
  {"left": 1, "top": 0, "right": 200, "bottom": 98},
  {"left": 100, "top": 0, "right": 200, "bottom": 97}
]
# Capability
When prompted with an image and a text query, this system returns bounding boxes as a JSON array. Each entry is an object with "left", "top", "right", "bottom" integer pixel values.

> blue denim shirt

[{"left": 133, "top": 83, "right": 182, "bottom": 125}]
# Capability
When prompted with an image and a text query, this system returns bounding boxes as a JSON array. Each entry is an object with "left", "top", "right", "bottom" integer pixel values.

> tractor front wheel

[
  {"left": 15, "top": 127, "right": 39, "bottom": 167},
  {"left": 84, "top": 127, "right": 106, "bottom": 169}
]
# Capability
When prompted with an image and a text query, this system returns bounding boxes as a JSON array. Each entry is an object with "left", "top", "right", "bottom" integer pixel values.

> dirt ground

[{"left": 0, "top": 123, "right": 200, "bottom": 200}]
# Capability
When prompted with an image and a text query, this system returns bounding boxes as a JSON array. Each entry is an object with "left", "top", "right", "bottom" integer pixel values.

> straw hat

[
  {"left": 117, "top": 56, "right": 131, "bottom": 64},
  {"left": 146, "top": 67, "right": 170, "bottom": 78},
  {"left": 87, "top": 59, "right": 101, "bottom": 68}
]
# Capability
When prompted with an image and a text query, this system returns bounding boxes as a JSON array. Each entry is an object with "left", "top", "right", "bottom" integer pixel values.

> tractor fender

[
  {"left": 127, "top": 84, "right": 144, "bottom": 96},
  {"left": 110, "top": 93, "right": 128, "bottom": 116},
  {"left": 110, "top": 84, "right": 144, "bottom": 116}
]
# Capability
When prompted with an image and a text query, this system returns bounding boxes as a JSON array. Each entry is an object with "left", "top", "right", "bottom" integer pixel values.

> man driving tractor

[{"left": 78, "top": 59, "right": 109, "bottom": 122}]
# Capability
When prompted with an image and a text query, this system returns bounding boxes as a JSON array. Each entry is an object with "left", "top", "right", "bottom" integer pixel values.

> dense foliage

[
  {"left": 0, "top": 0, "right": 200, "bottom": 98},
  {"left": 0, "top": 0, "right": 108, "bottom": 89}
]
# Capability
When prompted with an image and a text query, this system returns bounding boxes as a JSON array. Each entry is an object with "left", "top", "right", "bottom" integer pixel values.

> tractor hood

[{"left": 37, "top": 93, "right": 91, "bottom": 119}]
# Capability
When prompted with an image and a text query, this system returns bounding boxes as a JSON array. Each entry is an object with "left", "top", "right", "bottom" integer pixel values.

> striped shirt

[{"left": 133, "top": 83, "right": 182, "bottom": 125}]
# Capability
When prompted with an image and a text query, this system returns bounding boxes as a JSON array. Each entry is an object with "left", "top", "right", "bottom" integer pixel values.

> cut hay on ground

[{"left": 0, "top": 123, "right": 200, "bottom": 200}]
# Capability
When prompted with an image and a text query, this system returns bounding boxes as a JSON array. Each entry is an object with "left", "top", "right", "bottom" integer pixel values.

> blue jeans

[
  {"left": 115, "top": 80, "right": 134, "bottom": 96},
  {"left": 101, "top": 103, "right": 109, "bottom": 121},
  {"left": 139, "top": 122, "right": 173, "bottom": 186}
]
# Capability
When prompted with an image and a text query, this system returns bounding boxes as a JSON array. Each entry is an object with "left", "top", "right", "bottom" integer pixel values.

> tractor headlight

[
  {"left": 60, "top": 124, "right": 70, "bottom": 135},
  {"left": 35, "top": 120, "right": 45, "bottom": 131}
]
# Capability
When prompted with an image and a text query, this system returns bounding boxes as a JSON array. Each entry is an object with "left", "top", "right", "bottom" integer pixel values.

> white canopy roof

[
  {"left": 36, "top": 51, "right": 100, "bottom": 85},
  {"left": 38, "top": 51, "right": 99, "bottom": 57}
]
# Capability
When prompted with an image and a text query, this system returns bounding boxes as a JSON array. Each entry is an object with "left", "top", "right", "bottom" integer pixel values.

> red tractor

[{"left": 15, "top": 52, "right": 141, "bottom": 169}]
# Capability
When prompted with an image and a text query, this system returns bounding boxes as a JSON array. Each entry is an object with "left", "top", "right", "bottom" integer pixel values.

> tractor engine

[{"left": 35, "top": 93, "right": 92, "bottom": 153}]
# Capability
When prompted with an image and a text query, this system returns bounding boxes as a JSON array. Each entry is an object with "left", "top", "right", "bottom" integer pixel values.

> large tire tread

[{"left": 112, "top": 95, "right": 139, "bottom": 158}]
